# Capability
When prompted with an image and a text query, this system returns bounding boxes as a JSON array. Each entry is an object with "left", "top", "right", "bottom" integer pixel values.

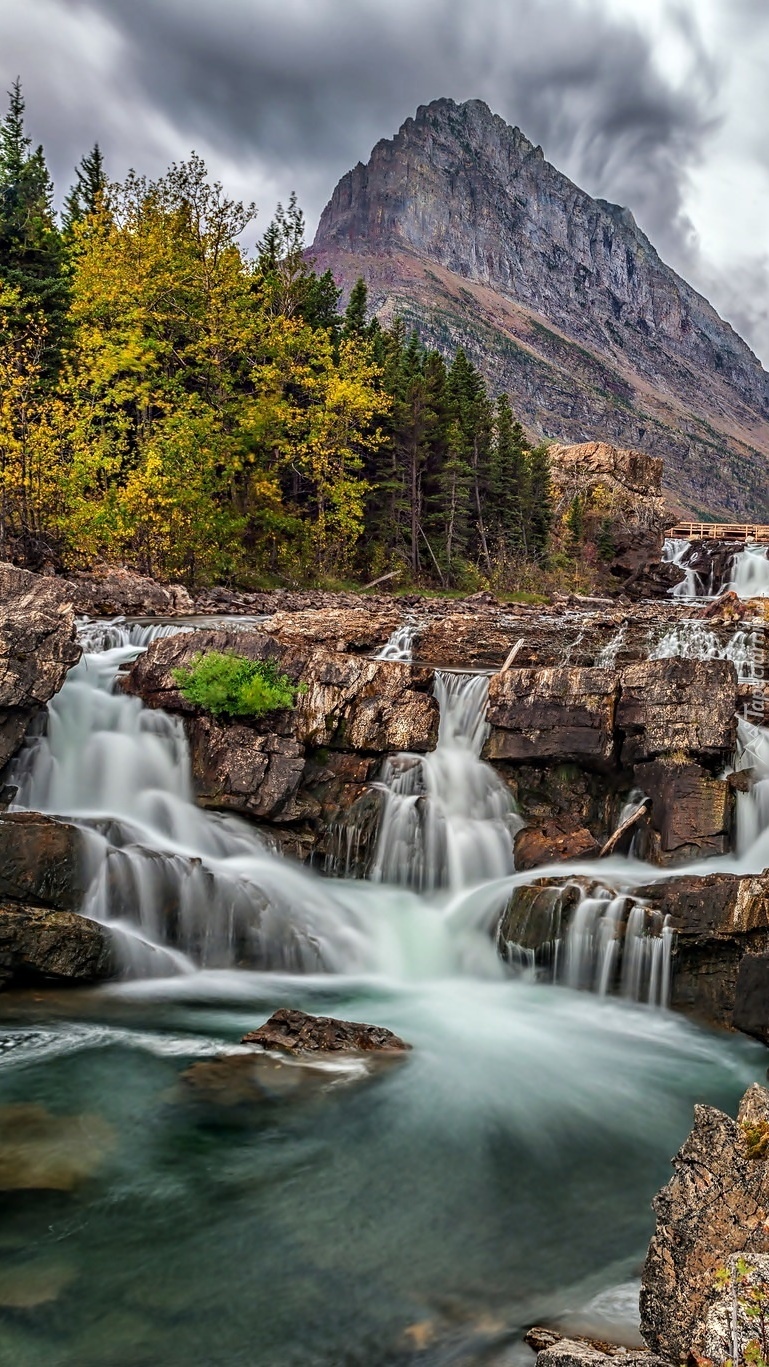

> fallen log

[{"left": 599, "top": 798, "right": 652, "bottom": 858}]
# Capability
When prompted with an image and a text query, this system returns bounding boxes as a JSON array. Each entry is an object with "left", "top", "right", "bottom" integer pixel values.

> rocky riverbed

[{"left": 2, "top": 538, "right": 769, "bottom": 1365}]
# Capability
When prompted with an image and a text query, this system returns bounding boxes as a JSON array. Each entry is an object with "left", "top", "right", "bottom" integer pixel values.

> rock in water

[
  {"left": 641, "top": 1084, "right": 769, "bottom": 1364},
  {"left": 242, "top": 1007, "right": 411, "bottom": 1055}
]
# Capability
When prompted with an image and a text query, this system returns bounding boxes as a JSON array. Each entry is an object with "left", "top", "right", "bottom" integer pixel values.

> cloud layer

[{"left": 2, "top": 0, "right": 768, "bottom": 360}]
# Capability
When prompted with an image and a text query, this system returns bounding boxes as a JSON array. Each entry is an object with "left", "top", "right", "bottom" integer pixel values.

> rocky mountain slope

[{"left": 311, "top": 98, "right": 769, "bottom": 519}]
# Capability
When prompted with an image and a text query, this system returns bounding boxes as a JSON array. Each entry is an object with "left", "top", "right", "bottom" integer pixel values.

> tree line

[{"left": 0, "top": 82, "right": 555, "bottom": 588}]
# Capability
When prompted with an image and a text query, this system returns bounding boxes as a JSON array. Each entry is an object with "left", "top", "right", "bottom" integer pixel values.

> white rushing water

[
  {"left": 10, "top": 627, "right": 516, "bottom": 982},
  {"left": 650, "top": 620, "right": 759, "bottom": 682},
  {"left": 17, "top": 608, "right": 769, "bottom": 1002},
  {"left": 662, "top": 537, "right": 769, "bottom": 600},
  {"left": 662, "top": 538, "right": 705, "bottom": 598},
  {"left": 375, "top": 621, "right": 418, "bottom": 661}
]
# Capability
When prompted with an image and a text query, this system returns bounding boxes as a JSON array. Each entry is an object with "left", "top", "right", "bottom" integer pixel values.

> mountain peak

[{"left": 311, "top": 99, "right": 769, "bottom": 518}]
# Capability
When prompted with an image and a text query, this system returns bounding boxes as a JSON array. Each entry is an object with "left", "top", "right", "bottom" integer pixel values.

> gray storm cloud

[{"left": 1, "top": 0, "right": 767, "bottom": 360}]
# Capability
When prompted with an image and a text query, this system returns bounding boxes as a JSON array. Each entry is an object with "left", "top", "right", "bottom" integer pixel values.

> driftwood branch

[
  {"left": 500, "top": 638, "right": 526, "bottom": 673},
  {"left": 362, "top": 570, "right": 401, "bottom": 591},
  {"left": 599, "top": 799, "right": 651, "bottom": 858}
]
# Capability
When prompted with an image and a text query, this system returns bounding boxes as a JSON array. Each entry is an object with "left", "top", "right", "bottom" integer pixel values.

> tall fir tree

[
  {"left": 0, "top": 80, "right": 68, "bottom": 374},
  {"left": 342, "top": 277, "right": 369, "bottom": 339},
  {"left": 526, "top": 444, "right": 554, "bottom": 563},
  {"left": 489, "top": 394, "right": 530, "bottom": 558},
  {"left": 62, "top": 143, "right": 107, "bottom": 231}
]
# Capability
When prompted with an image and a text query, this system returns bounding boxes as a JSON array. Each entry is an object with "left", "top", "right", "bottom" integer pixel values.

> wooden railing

[{"left": 665, "top": 522, "right": 769, "bottom": 544}]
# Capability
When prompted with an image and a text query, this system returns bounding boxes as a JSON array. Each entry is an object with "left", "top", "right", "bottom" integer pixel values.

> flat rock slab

[{"left": 242, "top": 1006, "right": 411, "bottom": 1055}]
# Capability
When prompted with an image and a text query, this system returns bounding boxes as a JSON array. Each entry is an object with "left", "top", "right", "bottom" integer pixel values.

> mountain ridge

[{"left": 311, "top": 97, "right": 769, "bottom": 518}]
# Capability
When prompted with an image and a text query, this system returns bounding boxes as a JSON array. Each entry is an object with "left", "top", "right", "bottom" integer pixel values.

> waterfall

[
  {"left": 501, "top": 884, "right": 674, "bottom": 1007},
  {"left": 369, "top": 671, "right": 520, "bottom": 892},
  {"left": 75, "top": 616, "right": 192, "bottom": 653},
  {"left": 8, "top": 640, "right": 512, "bottom": 981},
  {"left": 723, "top": 545, "right": 769, "bottom": 599},
  {"left": 376, "top": 622, "right": 418, "bottom": 662},
  {"left": 663, "top": 538, "right": 703, "bottom": 597},
  {"left": 662, "top": 538, "right": 769, "bottom": 601},
  {"left": 650, "top": 621, "right": 759, "bottom": 683}
]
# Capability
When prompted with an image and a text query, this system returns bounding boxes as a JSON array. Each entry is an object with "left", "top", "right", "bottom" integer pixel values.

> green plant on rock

[
  {"left": 742, "top": 1120, "right": 769, "bottom": 1160},
  {"left": 715, "top": 1256, "right": 769, "bottom": 1367},
  {"left": 172, "top": 651, "right": 298, "bottom": 718}
]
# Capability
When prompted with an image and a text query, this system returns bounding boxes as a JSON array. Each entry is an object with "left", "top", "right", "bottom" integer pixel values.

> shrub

[{"left": 172, "top": 651, "right": 298, "bottom": 718}]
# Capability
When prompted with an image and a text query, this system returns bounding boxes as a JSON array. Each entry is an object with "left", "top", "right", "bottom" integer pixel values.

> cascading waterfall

[
  {"left": 723, "top": 544, "right": 769, "bottom": 599},
  {"left": 561, "top": 893, "right": 672, "bottom": 1006},
  {"left": 75, "top": 617, "right": 191, "bottom": 653},
  {"left": 7, "top": 616, "right": 713, "bottom": 1004},
  {"left": 369, "top": 670, "right": 520, "bottom": 893},
  {"left": 663, "top": 538, "right": 703, "bottom": 597},
  {"left": 8, "top": 631, "right": 516, "bottom": 981},
  {"left": 662, "top": 537, "right": 769, "bottom": 600},
  {"left": 650, "top": 620, "right": 759, "bottom": 683},
  {"left": 500, "top": 883, "right": 673, "bottom": 1008},
  {"left": 376, "top": 621, "right": 418, "bottom": 661}
]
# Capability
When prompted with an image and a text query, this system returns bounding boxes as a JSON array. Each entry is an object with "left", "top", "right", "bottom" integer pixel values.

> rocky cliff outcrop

[
  {"left": 311, "top": 97, "right": 769, "bottom": 519},
  {"left": 0, "top": 563, "right": 80, "bottom": 770},
  {"left": 641, "top": 1084, "right": 769, "bottom": 1365}
]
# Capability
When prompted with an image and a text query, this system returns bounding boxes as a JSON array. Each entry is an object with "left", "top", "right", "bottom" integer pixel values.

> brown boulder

[
  {"left": 0, "top": 562, "right": 80, "bottom": 768},
  {"left": 634, "top": 872, "right": 769, "bottom": 1027},
  {"left": 0, "top": 812, "right": 85, "bottom": 910},
  {"left": 0, "top": 901, "right": 115, "bottom": 990},
  {"left": 514, "top": 821, "right": 601, "bottom": 871},
  {"left": 485, "top": 667, "right": 618, "bottom": 769},
  {"left": 733, "top": 954, "right": 769, "bottom": 1043},
  {"left": 124, "top": 628, "right": 439, "bottom": 755},
  {"left": 187, "top": 718, "right": 305, "bottom": 820},
  {"left": 640, "top": 1084, "right": 769, "bottom": 1364},
  {"left": 617, "top": 658, "right": 737, "bottom": 764},
  {"left": 242, "top": 1007, "right": 411, "bottom": 1055},
  {"left": 262, "top": 605, "right": 401, "bottom": 653},
  {"left": 534, "top": 1341, "right": 669, "bottom": 1367},
  {"left": 632, "top": 759, "right": 733, "bottom": 864},
  {"left": 64, "top": 565, "right": 193, "bottom": 616}
]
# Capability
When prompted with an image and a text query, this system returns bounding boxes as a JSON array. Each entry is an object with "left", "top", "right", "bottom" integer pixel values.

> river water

[{"left": 0, "top": 621, "right": 765, "bottom": 1367}]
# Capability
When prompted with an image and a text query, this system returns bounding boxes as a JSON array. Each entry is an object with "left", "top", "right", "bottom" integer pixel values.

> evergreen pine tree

[
  {"left": 0, "top": 80, "right": 68, "bottom": 376},
  {"left": 62, "top": 143, "right": 107, "bottom": 230},
  {"left": 526, "top": 444, "right": 554, "bottom": 563},
  {"left": 342, "top": 277, "right": 369, "bottom": 338},
  {"left": 490, "top": 394, "right": 530, "bottom": 560}
]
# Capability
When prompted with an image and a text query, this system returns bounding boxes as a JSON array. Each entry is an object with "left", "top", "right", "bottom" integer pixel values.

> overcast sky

[{"left": 2, "top": 0, "right": 767, "bottom": 361}]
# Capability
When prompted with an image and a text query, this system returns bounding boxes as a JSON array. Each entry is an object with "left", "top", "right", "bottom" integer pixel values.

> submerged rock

[
  {"left": 241, "top": 1006, "right": 411, "bottom": 1055},
  {"left": 0, "top": 1103, "right": 115, "bottom": 1190},
  {"left": 641, "top": 1084, "right": 769, "bottom": 1365}
]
